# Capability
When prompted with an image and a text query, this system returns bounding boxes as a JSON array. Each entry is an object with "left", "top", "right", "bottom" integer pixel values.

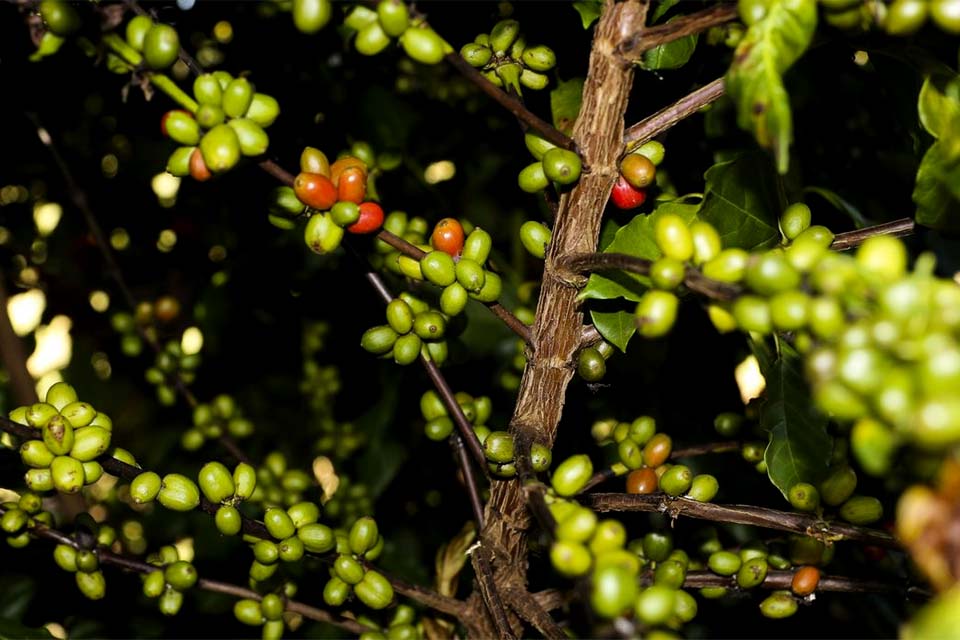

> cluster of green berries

[
  {"left": 576, "top": 341, "right": 616, "bottom": 383},
  {"left": 696, "top": 205, "right": 960, "bottom": 469},
  {"left": 164, "top": 71, "right": 279, "bottom": 181},
  {"left": 51, "top": 514, "right": 117, "bottom": 601},
  {"left": 1, "top": 492, "right": 52, "bottom": 548},
  {"left": 246, "top": 502, "right": 336, "bottom": 583},
  {"left": 322, "top": 517, "right": 393, "bottom": 610},
  {"left": 344, "top": 1, "right": 447, "bottom": 64},
  {"left": 249, "top": 451, "right": 314, "bottom": 509},
  {"left": 314, "top": 418, "right": 367, "bottom": 460},
  {"left": 182, "top": 394, "right": 254, "bottom": 451},
  {"left": 322, "top": 476, "right": 374, "bottom": 526},
  {"left": 419, "top": 390, "right": 490, "bottom": 442},
  {"left": 787, "top": 465, "right": 883, "bottom": 525},
  {"left": 297, "top": 149, "right": 386, "bottom": 254},
  {"left": 421, "top": 221, "right": 503, "bottom": 313},
  {"left": 234, "top": 590, "right": 291, "bottom": 640},
  {"left": 357, "top": 604, "right": 422, "bottom": 640},
  {"left": 13, "top": 382, "right": 113, "bottom": 494},
  {"left": 140, "top": 546, "right": 198, "bottom": 616},
  {"left": 518, "top": 133, "right": 583, "bottom": 194},
  {"left": 881, "top": 0, "right": 960, "bottom": 35},
  {"left": 144, "top": 339, "right": 201, "bottom": 407},
  {"left": 124, "top": 15, "right": 181, "bottom": 70},
  {"left": 461, "top": 19, "right": 557, "bottom": 94},
  {"left": 109, "top": 296, "right": 179, "bottom": 358},
  {"left": 129, "top": 469, "right": 201, "bottom": 513},
  {"left": 361, "top": 293, "right": 450, "bottom": 366},
  {"left": 369, "top": 210, "right": 429, "bottom": 274}
]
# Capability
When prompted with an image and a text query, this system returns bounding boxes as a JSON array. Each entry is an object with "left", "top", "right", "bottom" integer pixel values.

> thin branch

[
  {"left": 623, "top": 77, "right": 726, "bottom": 151},
  {"left": 580, "top": 441, "right": 740, "bottom": 493},
  {"left": 374, "top": 567, "right": 468, "bottom": 618},
  {"left": 675, "top": 570, "right": 930, "bottom": 598},
  {"left": 830, "top": 218, "right": 915, "bottom": 251},
  {"left": 0, "top": 277, "right": 38, "bottom": 405},
  {"left": 582, "top": 493, "right": 899, "bottom": 549},
  {"left": 421, "top": 355, "right": 489, "bottom": 472},
  {"left": 618, "top": 3, "right": 740, "bottom": 62},
  {"left": 559, "top": 252, "right": 742, "bottom": 301},
  {"left": 0, "top": 505, "right": 371, "bottom": 634},
  {"left": 473, "top": 544, "right": 516, "bottom": 640},
  {"left": 453, "top": 434, "right": 486, "bottom": 526},
  {"left": 442, "top": 53, "right": 577, "bottom": 154},
  {"left": 503, "top": 583, "right": 567, "bottom": 640}
]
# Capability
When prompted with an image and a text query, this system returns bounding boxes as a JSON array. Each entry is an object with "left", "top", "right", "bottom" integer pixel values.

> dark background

[{"left": 0, "top": 1, "right": 949, "bottom": 637}]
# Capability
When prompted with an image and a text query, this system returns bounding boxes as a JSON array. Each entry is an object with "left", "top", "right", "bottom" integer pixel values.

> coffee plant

[{"left": 2, "top": 0, "right": 960, "bottom": 637}]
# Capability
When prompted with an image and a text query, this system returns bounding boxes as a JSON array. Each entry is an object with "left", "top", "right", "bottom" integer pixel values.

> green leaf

[
  {"left": 550, "top": 77, "right": 584, "bottom": 137},
  {"left": 590, "top": 309, "right": 636, "bottom": 352},
  {"left": 724, "top": 0, "right": 817, "bottom": 174},
  {"left": 918, "top": 74, "right": 960, "bottom": 140},
  {"left": 0, "top": 618, "right": 52, "bottom": 640},
  {"left": 803, "top": 186, "right": 870, "bottom": 228},
  {"left": 914, "top": 140, "right": 960, "bottom": 231},
  {"left": 760, "top": 343, "right": 831, "bottom": 500},
  {"left": 572, "top": 0, "right": 603, "bottom": 29},
  {"left": 579, "top": 197, "right": 700, "bottom": 302},
  {"left": 642, "top": 19, "right": 697, "bottom": 71},
  {"left": 598, "top": 219, "right": 620, "bottom": 251},
  {"left": 698, "top": 153, "right": 782, "bottom": 249}
]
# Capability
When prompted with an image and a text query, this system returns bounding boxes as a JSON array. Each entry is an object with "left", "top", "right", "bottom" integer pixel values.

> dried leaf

[
  {"left": 312, "top": 456, "right": 340, "bottom": 504},
  {"left": 434, "top": 521, "right": 477, "bottom": 598}
]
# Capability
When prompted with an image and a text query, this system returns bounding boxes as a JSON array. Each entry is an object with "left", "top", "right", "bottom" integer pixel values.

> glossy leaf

[
  {"left": 698, "top": 153, "right": 781, "bottom": 249},
  {"left": 724, "top": 0, "right": 817, "bottom": 174},
  {"left": 914, "top": 140, "right": 960, "bottom": 231},
  {"left": 572, "top": 0, "right": 603, "bottom": 29},
  {"left": 579, "top": 198, "right": 699, "bottom": 301},
  {"left": 551, "top": 78, "right": 584, "bottom": 137},
  {"left": 590, "top": 309, "right": 636, "bottom": 352},
  {"left": 759, "top": 343, "right": 831, "bottom": 499},
  {"left": 804, "top": 186, "right": 869, "bottom": 228},
  {"left": 643, "top": 17, "right": 697, "bottom": 71},
  {"left": 918, "top": 74, "right": 960, "bottom": 140}
]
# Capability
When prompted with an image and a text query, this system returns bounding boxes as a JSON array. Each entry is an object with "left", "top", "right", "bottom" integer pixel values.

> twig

[
  {"left": 0, "top": 505, "right": 372, "bottom": 634},
  {"left": 830, "top": 218, "right": 915, "bottom": 251},
  {"left": 623, "top": 78, "right": 726, "bottom": 151},
  {"left": 503, "top": 583, "right": 567, "bottom": 640},
  {"left": 675, "top": 570, "right": 930, "bottom": 598},
  {"left": 473, "top": 544, "right": 516, "bottom": 640},
  {"left": 453, "top": 434, "right": 486, "bottom": 526},
  {"left": 580, "top": 441, "right": 740, "bottom": 493},
  {"left": 559, "top": 252, "right": 743, "bottom": 301},
  {"left": 442, "top": 52, "right": 577, "bottom": 154},
  {"left": 618, "top": 3, "right": 740, "bottom": 62},
  {"left": 0, "top": 278, "right": 38, "bottom": 405},
  {"left": 582, "top": 493, "right": 899, "bottom": 549},
  {"left": 374, "top": 567, "right": 468, "bottom": 618}
]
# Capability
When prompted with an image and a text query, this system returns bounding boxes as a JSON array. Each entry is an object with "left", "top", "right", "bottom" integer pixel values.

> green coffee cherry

[
  {"left": 461, "top": 228, "right": 492, "bottom": 264},
  {"left": 461, "top": 43, "right": 492, "bottom": 67},
  {"left": 349, "top": 516, "right": 379, "bottom": 555},
  {"left": 51, "top": 455, "right": 84, "bottom": 493},
  {"left": 819, "top": 466, "right": 857, "bottom": 507},
  {"left": 737, "top": 556, "right": 769, "bottom": 588},
  {"left": 164, "top": 111, "right": 200, "bottom": 146},
  {"left": 541, "top": 148, "right": 582, "bottom": 186},
  {"left": 43, "top": 415, "right": 74, "bottom": 456},
  {"left": 334, "top": 555, "right": 365, "bottom": 585},
  {"left": 199, "top": 124, "right": 241, "bottom": 174},
  {"left": 227, "top": 119, "right": 269, "bottom": 157},
  {"left": 235, "top": 599, "right": 264, "bottom": 626},
  {"left": 489, "top": 19, "right": 520, "bottom": 53},
  {"left": 617, "top": 438, "right": 644, "bottom": 470},
  {"left": 293, "top": 0, "right": 332, "bottom": 33},
  {"left": 164, "top": 561, "right": 197, "bottom": 591},
  {"left": 654, "top": 560, "right": 687, "bottom": 590},
  {"left": 470, "top": 270, "right": 502, "bottom": 303},
  {"left": 780, "top": 203, "right": 812, "bottom": 240},
  {"left": 246, "top": 93, "right": 280, "bottom": 128},
  {"left": 222, "top": 78, "right": 254, "bottom": 119},
  {"left": 703, "top": 248, "right": 749, "bottom": 282},
  {"left": 254, "top": 540, "right": 279, "bottom": 564},
  {"left": 54, "top": 544, "right": 78, "bottom": 572},
  {"left": 588, "top": 519, "right": 627, "bottom": 554},
  {"left": 839, "top": 495, "right": 883, "bottom": 524},
  {"left": 590, "top": 565, "right": 638, "bottom": 618},
  {"left": 578, "top": 347, "right": 606, "bottom": 382},
  {"left": 732, "top": 295, "right": 771, "bottom": 334},
  {"left": 48, "top": 383, "right": 79, "bottom": 410},
  {"left": 421, "top": 251, "right": 457, "bottom": 286},
  {"left": 400, "top": 28, "right": 445, "bottom": 65},
  {"left": 198, "top": 462, "right": 235, "bottom": 504},
  {"left": 61, "top": 401, "right": 95, "bottom": 427},
  {"left": 521, "top": 45, "right": 556, "bottom": 71},
  {"left": 377, "top": 0, "right": 410, "bottom": 37},
  {"left": 355, "top": 21, "right": 390, "bottom": 55},
  {"left": 759, "top": 591, "right": 798, "bottom": 619},
  {"left": 455, "top": 258, "right": 486, "bottom": 293},
  {"left": 278, "top": 536, "right": 305, "bottom": 562},
  {"left": 158, "top": 474, "right": 201, "bottom": 511},
  {"left": 642, "top": 531, "right": 673, "bottom": 562},
  {"left": 885, "top": 0, "right": 929, "bottom": 35},
  {"left": 393, "top": 333, "right": 422, "bottom": 365},
  {"left": 650, "top": 256, "right": 686, "bottom": 290},
  {"left": 483, "top": 431, "right": 515, "bottom": 464},
  {"left": 1, "top": 509, "right": 27, "bottom": 535},
  {"left": 131, "top": 471, "right": 163, "bottom": 504},
  {"left": 788, "top": 482, "right": 820, "bottom": 512},
  {"left": 166, "top": 146, "right": 194, "bottom": 177},
  {"left": 518, "top": 162, "right": 549, "bottom": 193},
  {"left": 25, "top": 468, "right": 54, "bottom": 492},
  {"left": 635, "top": 585, "right": 676, "bottom": 625},
  {"left": 69, "top": 426, "right": 110, "bottom": 462},
  {"left": 75, "top": 570, "right": 106, "bottom": 600},
  {"left": 287, "top": 502, "right": 319, "bottom": 528},
  {"left": 551, "top": 454, "right": 593, "bottom": 496},
  {"left": 303, "top": 213, "right": 343, "bottom": 255},
  {"left": 687, "top": 474, "right": 719, "bottom": 502},
  {"left": 635, "top": 290, "right": 679, "bottom": 338},
  {"left": 193, "top": 74, "right": 222, "bottom": 106},
  {"left": 550, "top": 540, "right": 591, "bottom": 576},
  {"left": 126, "top": 16, "right": 153, "bottom": 51},
  {"left": 659, "top": 465, "right": 693, "bottom": 496},
  {"left": 708, "top": 550, "right": 742, "bottom": 576},
  {"left": 233, "top": 462, "right": 257, "bottom": 501},
  {"left": 655, "top": 214, "right": 694, "bottom": 262},
  {"left": 214, "top": 505, "right": 242, "bottom": 536},
  {"left": 20, "top": 440, "right": 54, "bottom": 468},
  {"left": 355, "top": 570, "right": 394, "bottom": 609},
  {"left": 143, "top": 24, "right": 180, "bottom": 70},
  {"left": 746, "top": 253, "right": 801, "bottom": 296},
  {"left": 298, "top": 523, "right": 336, "bottom": 553},
  {"left": 556, "top": 507, "right": 597, "bottom": 543},
  {"left": 413, "top": 311, "right": 446, "bottom": 340},
  {"left": 323, "top": 577, "right": 351, "bottom": 606},
  {"left": 520, "top": 221, "right": 551, "bottom": 259},
  {"left": 386, "top": 299, "right": 414, "bottom": 335},
  {"left": 264, "top": 507, "right": 296, "bottom": 540}
]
